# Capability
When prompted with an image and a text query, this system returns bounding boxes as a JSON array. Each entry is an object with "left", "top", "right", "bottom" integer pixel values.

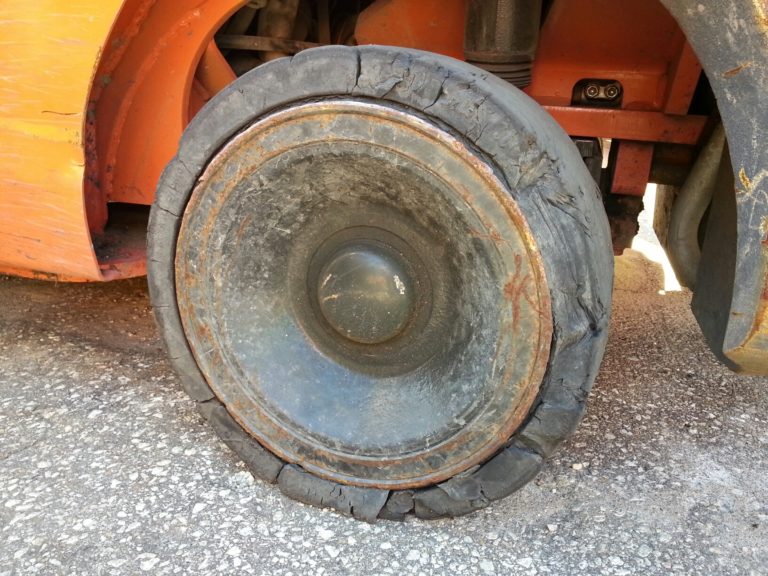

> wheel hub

[{"left": 316, "top": 242, "right": 415, "bottom": 345}]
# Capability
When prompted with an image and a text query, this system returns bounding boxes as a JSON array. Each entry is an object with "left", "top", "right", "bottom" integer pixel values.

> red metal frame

[
  {"left": 356, "top": 0, "right": 707, "bottom": 196},
  {"left": 527, "top": 0, "right": 704, "bottom": 195},
  {"left": 610, "top": 142, "right": 655, "bottom": 197},
  {"left": 542, "top": 107, "right": 705, "bottom": 145}
]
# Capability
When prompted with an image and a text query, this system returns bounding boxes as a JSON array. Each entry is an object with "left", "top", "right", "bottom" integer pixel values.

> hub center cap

[{"left": 317, "top": 244, "right": 414, "bottom": 344}]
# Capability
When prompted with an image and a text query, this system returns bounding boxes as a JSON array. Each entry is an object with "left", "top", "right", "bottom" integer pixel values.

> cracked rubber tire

[{"left": 147, "top": 46, "right": 613, "bottom": 521}]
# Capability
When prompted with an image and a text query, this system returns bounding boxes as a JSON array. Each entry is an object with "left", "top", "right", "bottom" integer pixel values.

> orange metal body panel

[
  {"left": 356, "top": 0, "right": 465, "bottom": 60},
  {"left": 0, "top": 0, "right": 242, "bottom": 281},
  {"left": 541, "top": 107, "right": 705, "bottom": 145},
  {"left": 87, "top": 0, "right": 242, "bottom": 211},
  {"left": 0, "top": 0, "right": 123, "bottom": 281},
  {"left": 528, "top": 0, "right": 693, "bottom": 110}
]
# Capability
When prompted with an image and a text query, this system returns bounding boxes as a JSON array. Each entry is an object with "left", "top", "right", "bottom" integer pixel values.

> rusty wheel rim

[{"left": 175, "top": 100, "right": 552, "bottom": 489}]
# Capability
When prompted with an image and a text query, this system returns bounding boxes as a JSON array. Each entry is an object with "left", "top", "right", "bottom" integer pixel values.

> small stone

[
  {"left": 517, "top": 558, "right": 533, "bottom": 569},
  {"left": 547, "top": 524, "right": 558, "bottom": 533},
  {"left": 192, "top": 503, "right": 206, "bottom": 514},
  {"left": 610, "top": 556, "right": 624, "bottom": 566},
  {"left": 406, "top": 550, "right": 421, "bottom": 562},
  {"left": 140, "top": 556, "right": 159, "bottom": 571},
  {"left": 572, "top": 463, "right": 583, "bottom": 471},
  {"left": 380, "top": 542, "right": 392, "bottom": 550},
  {"left": 232, "top": 471, "right": 254, "bottom": 485},
  {"left": 637, "top": 544, "right": 652, "bottom": 558},
  {"left": 317, "top": 527, "right": 334, "bottom": 540},
  {"left": 325, "top": 545, "right": 340, "bottom": 559},
  {"left": 479, "top": 559, "right": 495, "bottom": 573}
]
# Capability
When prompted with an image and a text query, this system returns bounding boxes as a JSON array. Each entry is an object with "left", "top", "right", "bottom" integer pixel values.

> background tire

[{"left": 148, "top": 45, "right": 613, "bottom": 521}]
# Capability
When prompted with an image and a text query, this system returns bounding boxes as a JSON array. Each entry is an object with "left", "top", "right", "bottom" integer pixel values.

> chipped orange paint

[
  {"left": 0, "top": 0, "right": 243, "bottom": 281},
  {"left": 0, "top": 0, "right": 123, "bottom": 280}
]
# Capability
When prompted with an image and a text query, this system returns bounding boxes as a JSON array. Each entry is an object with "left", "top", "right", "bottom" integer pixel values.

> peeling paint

[
  {"left": 739, "top": 167, "right": 752, "bottom": 191},
  {"left": 723, "top": 62, "right": 753, "bottom": 77},
  {"left": 738, "top": 168, "right": 768, "bottom": 194}
]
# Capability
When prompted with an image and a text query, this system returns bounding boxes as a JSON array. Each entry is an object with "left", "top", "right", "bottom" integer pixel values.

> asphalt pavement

[{"left": 1, "top": 232, "right": 766, "bottom": 574}]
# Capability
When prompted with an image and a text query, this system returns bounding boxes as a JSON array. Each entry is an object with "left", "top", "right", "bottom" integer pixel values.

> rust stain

[
  {"left": 739, "top": 168, "right": 752, "bottom": 192},
  {"left": 739, "top": 168, "right": 768, "bottom": 195},
  {"left": 504, "top": 254, "right": 534, "bottom": 326},
  {"left": 470, "top": 227, "right": 506, "bottom": 243},
  {"left": 723, "top": 62, "right": 753, "bottom": 78},
  {"left": 234, "top": 215, "right": 253, "bottom": 243},
  {"left": 739, "top": 292, "right": 768, "bottom": 352},
  {"left": 503, "top": 253, "right": 544, "bottom": 317}
]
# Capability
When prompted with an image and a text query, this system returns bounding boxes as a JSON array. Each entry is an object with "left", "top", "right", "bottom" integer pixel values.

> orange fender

[{"left": 0, "top": 0, "right": 243, "bottom": 281}]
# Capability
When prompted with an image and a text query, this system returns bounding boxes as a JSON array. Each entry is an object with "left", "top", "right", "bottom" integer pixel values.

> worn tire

[{"left": 147, "top": 45, "right": 613, "bottom": 521}]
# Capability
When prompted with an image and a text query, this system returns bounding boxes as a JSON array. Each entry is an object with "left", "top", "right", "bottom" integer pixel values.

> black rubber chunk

[
  {"left": 145, "top": 204, "right": 180, "bottom": 308},
  {"left": 469, "top": 446, "right": 542, "bottom": 501},
  {"left": 437, "top": 473, "right": 483, "bottom": 501},
  {"left": 146, "top": 205, "right": 214, "bottom": 402},
  {"left": 517, "top": 403, "right": 584, "bottom": 457},
  {"left": 415, "top": 446, "right": 541, "bottom": 519},
  {"left": 377, "top": 490, "right": 414, "bottom": 521},
  {"left": 198, "top": 401, "right": 283, "bottom": 483},
  {"left": 413, "top": 487, "right": 489, "bottom": 520},
  {"left": 174, "top": 46, "right": 360, "bottom": 184},
  {"left": 152, "top": 159, "right": 196, "bottom": 218},
  {"left": 278, "top": 465, "right": 389, "bottom": 522}
]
